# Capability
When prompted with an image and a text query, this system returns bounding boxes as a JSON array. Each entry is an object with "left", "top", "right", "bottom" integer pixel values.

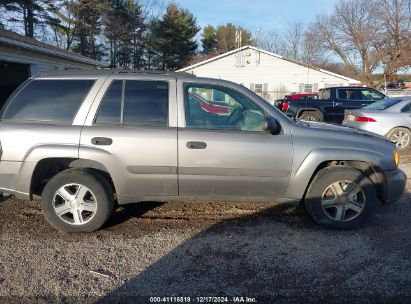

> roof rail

[
  {"left": 41, "top": 68, "right": 196, "bottom": 77},
  {"left": 113, "top": 69, "right": 195, "bottom": 77}
]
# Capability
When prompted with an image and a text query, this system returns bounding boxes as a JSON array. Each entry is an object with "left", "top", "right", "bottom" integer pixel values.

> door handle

[
  {"left": 91, "top": 137, "right": 112, "bottom": 145},
  {"left": 186, "top": 141, "right": 207, "bottom": 149}
]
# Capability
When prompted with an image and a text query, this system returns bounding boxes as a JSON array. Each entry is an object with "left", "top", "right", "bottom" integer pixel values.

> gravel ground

[{"left": 0, "top": 157, "right": 410, "bottom": 303}]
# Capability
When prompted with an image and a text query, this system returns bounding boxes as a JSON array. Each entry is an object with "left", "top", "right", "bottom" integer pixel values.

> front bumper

[{"left": 383, "top": 168, "right": 407, "bottom": 203}]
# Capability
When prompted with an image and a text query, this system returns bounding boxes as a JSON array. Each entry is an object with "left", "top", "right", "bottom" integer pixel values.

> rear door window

[
  {"left": 318, "top": 89, "right": 331, "bottom": 100},
  {"left": 95, "top": 80, "right": 122, "bottom": 124},
  {"left": 2, "top": 79, "right": 95, "bottom": 122},
  {"left": 95, "top": 80, "right": 169, "bottom": 127},
  {"left": 337, "top": 89, "right": 357, "bottom": 101},
  {"left": 123, "top": 80, "right": 168, "bottom": 126}
]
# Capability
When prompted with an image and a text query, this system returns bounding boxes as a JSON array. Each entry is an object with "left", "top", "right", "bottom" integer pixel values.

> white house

[{"left": 178, "top": 45, "right": 360, "bottom": 103}]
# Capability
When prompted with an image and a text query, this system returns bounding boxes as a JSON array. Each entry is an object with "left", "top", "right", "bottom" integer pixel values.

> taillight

[
  {"left": 282, "top": 101, "right": 289, "bottom": 112},
  {"left": 355, "top": 116, "right": 376, "bottom": 122}
]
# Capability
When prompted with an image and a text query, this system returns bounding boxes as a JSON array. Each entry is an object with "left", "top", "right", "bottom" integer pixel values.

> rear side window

[
  {"left": 401, "top": 103, "right": 411, "bottom": 113},
  {"left": 318, "top": 89, "right": 331, "bottom": 100},
  {"left": 95, "top": 80, "right": 169, "bottom": 127},
  {"left": 2, "top": 79, "right": 94, "bottom": 122},
  {"left": 123, "top": 80, "right": 168, "bottom": 126},
  {"left": 95, "top": 80, "right": 122, "bottom": 124},
  {"left": 337, "top": 89, "right": 357, "bottom": 101},
  {"left": 363, "top": 98, "right": 401, "bottom": 110}
]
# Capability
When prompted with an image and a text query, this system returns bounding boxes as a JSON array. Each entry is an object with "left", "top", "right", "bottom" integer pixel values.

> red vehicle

[
  {"left": 276, "top": 93, "right": 318, "bottom": 112},
  {"left": 188, "top": 92, "right": 230, "bottom": 115}
]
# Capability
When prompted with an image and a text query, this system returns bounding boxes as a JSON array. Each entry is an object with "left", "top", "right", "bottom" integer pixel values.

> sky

[{"left": 175, "top": 0, "right": 340, "bottom": 34}]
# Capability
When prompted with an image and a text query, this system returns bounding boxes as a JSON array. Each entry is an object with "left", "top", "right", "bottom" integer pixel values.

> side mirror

[{"left": 264, "top": 116, "right": 280, "bottom": 134}]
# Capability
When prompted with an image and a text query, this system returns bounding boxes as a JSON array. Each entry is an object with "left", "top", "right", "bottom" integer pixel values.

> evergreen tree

[
  {"left": 46, "top": 0, "right": 78, "bottom": 50},
  {"left": 103, "top": 0, "right": 146, "bottom": 68},
  {"left": 125, "top": 0, "right": 146, "bottom": 69},
  {"left": 149, "top": 3, "right": 199, "bottom": 70},
  {"left": 71, "top": 0, "right": 106, "bottom": 60},
  {"left": 1, "top": 0, "right": 49, "bottom": 38},
  {"left": 216, "top": 23, "right": 253, "bottom": 53},
  {"left": 201, "top": 25, "right": 217, "bottom": 54}
]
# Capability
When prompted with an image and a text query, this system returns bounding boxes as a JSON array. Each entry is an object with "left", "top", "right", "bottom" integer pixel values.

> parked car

[
  {"left": 343, "top": 97, "right": 411, "bottom": 150},
  {"left": 285, "top": 87, "right": 386, "bottom": 123},
  {"left": 188, "top": 92, "right": 231, "bottom": 115},
  {"left": 380, "top": 82, "right": 406, "bottom": 90},
  {"left": 275, "top": 93, "right": 318, "bottom": 112},
  {"left": 0, "top": 71, "right": 405, "bottom": 232}
]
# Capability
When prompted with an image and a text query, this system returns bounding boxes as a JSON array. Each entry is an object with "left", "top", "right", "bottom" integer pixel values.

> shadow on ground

[{"left": 96, "top": 196, "right": 411, "bottom": 303}]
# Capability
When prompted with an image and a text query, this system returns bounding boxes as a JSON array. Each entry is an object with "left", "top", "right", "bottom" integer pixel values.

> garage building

[
  {"left": 0, "top": 28, "right": 101, "bottom": 108},
  {"left": 178, "top": 45, "right": 360, "bottom": 103}
]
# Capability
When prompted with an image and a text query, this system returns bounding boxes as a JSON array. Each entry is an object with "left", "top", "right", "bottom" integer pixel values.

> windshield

[{"left": 363, "top": 98, "right": 402, "bottom": 110}]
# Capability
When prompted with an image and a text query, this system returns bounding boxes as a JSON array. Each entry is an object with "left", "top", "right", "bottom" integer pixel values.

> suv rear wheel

[
  {"left": 41, "top": 169, "right": 114, "bottom": 232},
  {"left": 305, "top": 167, "right": 377, "bottom": 229}
]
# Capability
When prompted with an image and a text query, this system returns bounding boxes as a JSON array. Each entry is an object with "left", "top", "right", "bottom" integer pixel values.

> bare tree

[
  {"left": 284, "top": 21, "right": 305, "bottom": 60},
  {"left": 376, "top": 0, "right": 411, "bottom": 83},
  {"left": 254, "top": 28, "right": 286, "bottom": 55},
  {"left": 312, "top": 0, "right": 385, "bottom": 85}
]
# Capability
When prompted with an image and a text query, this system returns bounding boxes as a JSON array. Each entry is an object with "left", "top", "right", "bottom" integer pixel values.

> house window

[
  {"left": 304, "top": 84, "right": 313, "bottom": 93},
  {"left": 255, "top": 83, "right": 263, "bottom": 93}
]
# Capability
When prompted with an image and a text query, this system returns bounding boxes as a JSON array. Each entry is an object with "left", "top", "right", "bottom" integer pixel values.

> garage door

[{"left": 0, "top": 61, "right": 30, "bottom": 109}]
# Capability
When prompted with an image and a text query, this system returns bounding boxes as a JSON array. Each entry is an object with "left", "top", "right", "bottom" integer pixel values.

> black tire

[
  {"left": 387, "top": 127, "right": 411, "bottom": 150},
  {"left": 41, "top": 169, "right": 114, "bottom": 233},
  {"left": 305, "top": 167, "right": 377, "bottom": 229},
  {"left": 299, "top": 111, "right": 322, "bottom": 122}
]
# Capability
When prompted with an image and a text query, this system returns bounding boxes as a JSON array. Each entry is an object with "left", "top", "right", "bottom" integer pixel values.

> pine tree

[
  {"left": 1, "top": 0, "right": 49, "bottom": 38},
  {"left": 149, "top": 3, "right": 199, "bottom": 70},
  {"left": 71, "top": 0, "right": 106, "bottom": 60},
  {"left": 216, "top": 23, "right": 253, "bottom": 53},
  {"left": 201, "top": 25, "right": 217, "bottom": 54}
]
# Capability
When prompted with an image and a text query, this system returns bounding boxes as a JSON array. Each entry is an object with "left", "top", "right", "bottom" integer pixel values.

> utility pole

[{"left": 235, "top": 29, "right": 243, "bottom": 67}]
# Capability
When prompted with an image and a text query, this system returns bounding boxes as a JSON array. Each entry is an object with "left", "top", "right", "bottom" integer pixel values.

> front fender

[{"left": 284, "top": 147, "right": 393, "bottom": 200}]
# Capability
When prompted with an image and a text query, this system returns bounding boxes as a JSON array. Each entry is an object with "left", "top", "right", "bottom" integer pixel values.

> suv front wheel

[
  {"left": 41, "top": 169, "right": 114, "bottom": 232},
  {"left": 305, "top": 167, "right": 377, "bottom": 229}
]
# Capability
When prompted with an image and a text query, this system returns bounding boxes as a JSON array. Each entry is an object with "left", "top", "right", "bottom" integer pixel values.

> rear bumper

[{"left": 383, "top": 168, "right": 407, "bottom": 203}]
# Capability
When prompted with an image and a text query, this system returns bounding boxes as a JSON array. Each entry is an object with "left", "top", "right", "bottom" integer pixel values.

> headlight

[{"left": 394, "top": 150, "right": 399, "bottom": 167}]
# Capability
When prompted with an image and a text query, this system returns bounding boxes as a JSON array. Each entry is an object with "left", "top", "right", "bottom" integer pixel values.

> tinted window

[
  {"left": 3, "top": 79, "right": 94, "bottom": 122},
  {"left": 337, "top": 89, "right": 357, "bottom": 101},
  {"left": 363, "top": 98, "right": 402, "bottom": 110},
  {"left": 184, "top": 84, "right": 265, "bottom": 132},
  {"left": 123, "top": 80, "right": 168, "bottom": 126},
  {"left": 357, "top": 89, "right": 384, "bottom": 101},
  {"left": 95, "top": 80, "right": 122, "bottom": 124},
  {"left": 401, "top": 103, "right": 411, "bottom": 113},
  {"left": 318, "top": 89, "right": 331, "bottom": 100}
]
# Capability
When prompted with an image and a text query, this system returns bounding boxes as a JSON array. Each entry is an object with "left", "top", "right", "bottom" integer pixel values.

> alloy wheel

[
  {"left": 321, "top": 180, "right": 366, "bottom": 222},
  {"left": 52, "top": 183, "right": 97, "bottom": 225},
  {"left": 390, "top": 130, "right": 410, "bottom": 149}
]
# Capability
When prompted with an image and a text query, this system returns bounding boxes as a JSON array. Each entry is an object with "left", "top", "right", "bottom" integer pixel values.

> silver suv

[{"left": 0, "top": 70, "right": 406, "bottom": 232}]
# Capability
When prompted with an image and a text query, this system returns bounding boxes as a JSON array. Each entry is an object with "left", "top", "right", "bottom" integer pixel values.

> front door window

[{"left": 184, "top": 84, "right": 265, "bottom": 132}]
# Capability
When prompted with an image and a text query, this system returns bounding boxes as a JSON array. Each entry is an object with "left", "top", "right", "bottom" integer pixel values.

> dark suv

[{"left": 285, "top": 87, "right": 385, "bottom": 123}]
